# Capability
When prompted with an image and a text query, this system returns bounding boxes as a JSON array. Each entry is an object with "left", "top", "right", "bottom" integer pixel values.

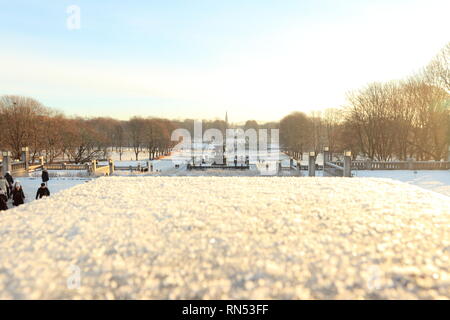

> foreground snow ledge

[{"left": 0, "top": 177, "right": 449, "bottom": 299}]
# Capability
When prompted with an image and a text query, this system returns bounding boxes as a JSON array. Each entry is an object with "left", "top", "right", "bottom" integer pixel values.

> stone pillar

[
  {"left": 39, "top": 156, "right": 45, "bottom": 166},
  {"left": 21, "top": 147, "right": 30, "bottom": 171},
  {"left": 408, "top": 158, "right": 414, "bottom": 170},
  {"left": 344, "top": 151, "right": 352, "bottom": 177},
  {"left": 365, "top": 159, "right": 372, "bottom": 170},
  {"left": 109, "top": 159, "right": 114, "bottom": 175},
  {"left": 2, "top": 151, "right": 12, "bottom": 176},
  {"left": 92, "top": 160, "right": 97, "bottom": 174},
  {"left": 323, "top": 147, "right": 329, "bottom": 168},
  {"left": 308, "top": 152, "right": 316, "bottom": 177}
]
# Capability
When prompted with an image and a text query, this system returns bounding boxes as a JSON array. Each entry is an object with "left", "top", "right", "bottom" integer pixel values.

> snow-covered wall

[{"left": 0, "top": 177, "right": 449, "bottom": 299}]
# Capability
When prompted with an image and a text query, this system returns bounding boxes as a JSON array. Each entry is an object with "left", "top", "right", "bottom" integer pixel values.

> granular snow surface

[{"left": 0, "top": 177, "right": 449, "bottom": 299}]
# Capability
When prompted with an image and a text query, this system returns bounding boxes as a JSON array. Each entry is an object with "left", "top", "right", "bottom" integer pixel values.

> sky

[{"left": 0, "top": 0, "right": 449, "bottom": 123}]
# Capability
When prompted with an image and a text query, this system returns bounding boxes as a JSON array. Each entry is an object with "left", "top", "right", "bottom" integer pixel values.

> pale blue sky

[{"left": 0, "top": 0, "right": 449, "bottom": 122}]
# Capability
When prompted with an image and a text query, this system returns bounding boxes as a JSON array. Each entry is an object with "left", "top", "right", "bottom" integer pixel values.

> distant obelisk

[
  {"left": 225, "top": 111, "right": 228, "bottom": 128},
  {"left": 223, "top": 111, "right": 228, "bottom": 161}
]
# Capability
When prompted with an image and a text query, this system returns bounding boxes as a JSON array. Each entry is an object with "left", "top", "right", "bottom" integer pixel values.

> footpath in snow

[{"left": 0, "top": 177, "right": 449, "bottom": 299}]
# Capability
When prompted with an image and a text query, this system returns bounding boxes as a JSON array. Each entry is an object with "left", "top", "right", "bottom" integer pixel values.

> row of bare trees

[
  {"left": 0, "top": 95, "right": 279, "bottom": 164},
  {"left": 280, "top": 42, "right": 450, "bottom": 161},
  {"left": 347, "top": 80, "right": 448, "bottom": 160},
  {"left": 0, "top": 96, "right": 177, "bottom": 163},
  {"left": 126, "top": 117, "right": 176, "bottom": 161}
]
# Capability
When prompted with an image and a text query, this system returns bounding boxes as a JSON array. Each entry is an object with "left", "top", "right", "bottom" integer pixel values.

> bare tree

[
  {"left": 0, "top": 95, "right": 48, "bottom": 158},
  {"left": 63, "top": 119, "right": 104, "bottom": 163},
  {"left": 424, "top": 42, "right": 450, "bottom": 93},
  {"left": 280, "top": 112, "right": 310, "bottom": 157},
  {"left": 113, "top": 121, "right": 126, "bottom": 160},
  {"left": 127, "top": 117, "right": 146, "bottom": 160},
  {"left": 323, "top": 108, "right": 344, "bottom": 155}
]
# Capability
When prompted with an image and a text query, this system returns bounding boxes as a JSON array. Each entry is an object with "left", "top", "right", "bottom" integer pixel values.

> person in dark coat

[
  {"left": 0, "top": 188, "right": 8, "bottom": 211},
  {"left": 36, "top": 183, "right": 50, "bottom": 200},
  {"left": 4, "top": 171, "right": 14, "bottom": 199},
  {"left": 41, "top": 168, "right": 50, "bottom": 185},
  {"left": 12, "top": 182, "right": 25, "bottom": 207}
]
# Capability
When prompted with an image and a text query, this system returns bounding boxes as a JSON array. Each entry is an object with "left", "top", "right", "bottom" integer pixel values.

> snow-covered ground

[
  {"left": 19, "top": 148, "right": 450, "bottom": 199},
  {"left": 0, "top": 176, "right": 449, "bottom": 299},
  {"left": 105, "top": 149, "right": 450, "bottom": 197},
  {"left": 354, "top": 170, "right": 450, "bottom": 197},
  {"left": 8, "top": 172, "right": 92, "bottom": 207}
]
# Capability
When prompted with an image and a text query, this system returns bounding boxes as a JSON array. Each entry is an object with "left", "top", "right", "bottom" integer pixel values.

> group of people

[{"left": 0, "top": 169, "right": 51, "bottom": 211}]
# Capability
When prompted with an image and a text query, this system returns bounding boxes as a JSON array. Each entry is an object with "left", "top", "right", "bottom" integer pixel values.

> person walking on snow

[
  {"left": 0, "top": 176, "right": 8, "bottom": 199},
  {"left": 4, "top": 171, "right": 14, "bottom": 199},
  {"left": 0, "top": 188, "right": 8, "bottom": 211},
  {"left": 41, "top": 168, "right": 49, "bottom": 186},
  {"left": 12, "top": 182, "right": 25, "bottom": 207},
  {"left": 36, "top": 183, "right": 50, "bottom": 200}
]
